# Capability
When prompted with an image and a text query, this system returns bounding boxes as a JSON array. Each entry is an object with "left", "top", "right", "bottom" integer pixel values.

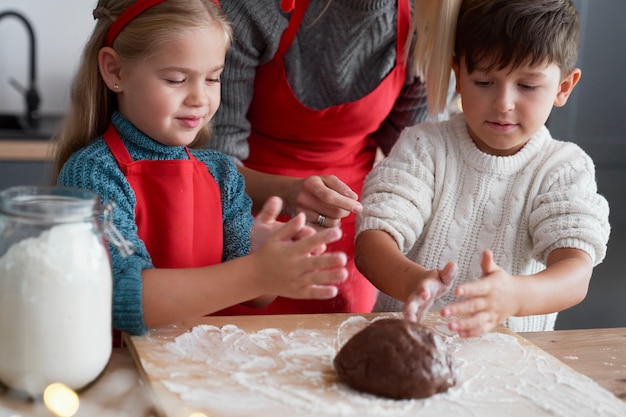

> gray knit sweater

[
  {"left": 357, "top": 114, "right": 611, "bottom": 332},
  {"left": 209, "top": 0, "right": 428, "bottom": 159}
]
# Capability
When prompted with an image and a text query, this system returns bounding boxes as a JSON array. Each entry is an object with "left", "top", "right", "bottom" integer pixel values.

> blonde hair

[
  {"left": 405, "top": 0, "right": 461, "bottom": 116},
  {"left": 53, "top": 0, "right": 232, "bottom": 181}
]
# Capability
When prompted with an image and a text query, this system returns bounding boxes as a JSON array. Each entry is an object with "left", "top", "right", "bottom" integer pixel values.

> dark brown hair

[
  {"left": 454, "top": 0, "right": 579, "bottom": 75},
  {"left": 409, "top": 0, "right": 579, "bottom": 114}
]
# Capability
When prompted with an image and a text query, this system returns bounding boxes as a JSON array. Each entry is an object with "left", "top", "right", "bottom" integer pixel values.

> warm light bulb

[{"left": 43, "top": 383, "right": 80, "bottom": 417}]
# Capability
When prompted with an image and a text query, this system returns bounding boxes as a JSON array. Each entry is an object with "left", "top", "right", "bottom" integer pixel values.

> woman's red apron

[
  {"left": 216, "top": 0, "right": 410, "bottom": 315},
  {"left": 104, "top": 124, "right": 223, "bottom": 344}
]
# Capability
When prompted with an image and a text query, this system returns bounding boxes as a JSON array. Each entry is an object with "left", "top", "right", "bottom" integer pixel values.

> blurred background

[{"left": 547, "top": 0, "right": 626, "bottom": 329}]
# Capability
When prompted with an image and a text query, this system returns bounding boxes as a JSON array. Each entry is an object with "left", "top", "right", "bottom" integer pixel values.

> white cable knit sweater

[{"left": 356, "top": 114, "right": 610, "bottom": 332}]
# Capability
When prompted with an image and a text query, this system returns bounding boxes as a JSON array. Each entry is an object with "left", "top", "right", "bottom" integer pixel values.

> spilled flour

[{"left": 134, "top": 315, "right": 626, "bottom": 417}]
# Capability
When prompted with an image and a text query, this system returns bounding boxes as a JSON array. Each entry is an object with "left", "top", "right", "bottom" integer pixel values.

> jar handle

[{"left": 102, "top": 201, "right": 136, "bottom": 258}]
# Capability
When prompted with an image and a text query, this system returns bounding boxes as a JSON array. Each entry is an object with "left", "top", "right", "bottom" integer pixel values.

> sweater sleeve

[
  {"left": 529, "top": 143, "right": 610, "bottom": 266},
  {"left": 370, "top": 77, "right": 430, "bottom": 155},
  {"left": 357, "top": 123, "right": 438, "bottom": 252},
  {"left": 57, "top": 140, "right": 152, "bottom": 336},
  {"left": 193, "top": 149, "right": 254, "bottom": 261},
  {"left": 209, "top": 0, "right": 287, "bottom": 162}
]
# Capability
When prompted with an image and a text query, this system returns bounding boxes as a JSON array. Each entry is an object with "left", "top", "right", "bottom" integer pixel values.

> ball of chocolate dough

[{"left": 333, "top": 318, "right": 457, "bottom": 399}]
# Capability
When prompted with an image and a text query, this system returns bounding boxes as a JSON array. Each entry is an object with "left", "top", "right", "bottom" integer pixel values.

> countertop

[
  {"left": 520, "top": 327, "right": 626, "bottom": 401},
  {"left": 0, "top": 139, "right": 55, "bottom": 161},
  {"left": 0, "top": 114, "right": 60, "bottom": 161},
  {"left": 1, "top": 321, "right": 624, "bottom": 416}
]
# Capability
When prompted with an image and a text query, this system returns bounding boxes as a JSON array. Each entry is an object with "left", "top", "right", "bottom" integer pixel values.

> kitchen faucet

[{"left": 0, "top": 10, "right": 40, "bottom": 127}]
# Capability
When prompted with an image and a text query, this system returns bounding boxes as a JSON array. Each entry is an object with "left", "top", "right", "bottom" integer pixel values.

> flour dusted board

[{"left": 126, "top": 313, "right": 626, "bottom": 417}]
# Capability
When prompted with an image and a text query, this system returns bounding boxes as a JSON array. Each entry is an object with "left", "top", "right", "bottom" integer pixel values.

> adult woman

[{"left": 210, "top": 0, "right": 432, "bottom": 314}]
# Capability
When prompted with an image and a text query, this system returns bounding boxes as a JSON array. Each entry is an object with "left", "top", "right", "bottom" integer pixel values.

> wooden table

[
  {"left": 1, "top": 326, "right": 624, "bottom": 416},
  {"left": 520, "top": 327, "right": 626, "bottom": 401}
]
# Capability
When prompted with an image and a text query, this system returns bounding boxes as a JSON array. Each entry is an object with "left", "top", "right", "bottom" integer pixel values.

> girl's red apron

[
  {"left": 216, "top": 0, "right": 410, "bottom": 315},
  {"left": 104, "top": 124, "right": 224, "bottom": 344}
]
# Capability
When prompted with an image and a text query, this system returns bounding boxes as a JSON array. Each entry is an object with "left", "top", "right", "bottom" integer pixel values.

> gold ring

[{"left": 316, "top": 214, "right": 326, "bottom": 227}]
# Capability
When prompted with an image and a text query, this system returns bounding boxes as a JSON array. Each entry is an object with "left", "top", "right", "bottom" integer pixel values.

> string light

[{"left": 43, "top": 383, "right": 80, "bottom": 417}]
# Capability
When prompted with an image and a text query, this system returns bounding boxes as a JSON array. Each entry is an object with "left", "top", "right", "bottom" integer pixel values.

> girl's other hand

[
  {"left": 250, "top": 196, "right": 284, "bottom": 253},
  {"left": 255, "top": 211, "right": 348, "bottom": 300},
  {"left": 251, "top": 195, "right": 324, "bottom": 253}
]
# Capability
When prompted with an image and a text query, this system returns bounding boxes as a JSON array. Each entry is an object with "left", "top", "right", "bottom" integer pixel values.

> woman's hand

[
  {"left": 287, "top": 175, "right": 363, "bottom": 229},
  {"left": 404, "top": 261, "right": 456, "bottom": 323},
  {"left": 237, "top": 167, "right": 361, "bottom": 229},
  {"left": 441, "top": 250, "right": 519, "bottom": 337}
]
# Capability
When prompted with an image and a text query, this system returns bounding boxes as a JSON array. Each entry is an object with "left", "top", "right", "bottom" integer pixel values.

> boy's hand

[
  {"left": 441, "top": 250, "right": 519, "bottom": 337},
  {"left": 404, "top": 261, "right": 457, "bottom": 323}
]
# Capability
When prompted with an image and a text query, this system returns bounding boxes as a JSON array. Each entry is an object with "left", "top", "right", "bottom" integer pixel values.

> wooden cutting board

[{"left": 125, "top": 313, "right": 626, "bottom": 417}]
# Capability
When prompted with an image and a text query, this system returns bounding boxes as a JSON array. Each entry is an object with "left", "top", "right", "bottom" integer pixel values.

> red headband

[
  {"left": 105, "top": 0, "right": 166, "bottom": 47},
  {"left": 104, "top": 0, "right": 222, "bottom": 47}
]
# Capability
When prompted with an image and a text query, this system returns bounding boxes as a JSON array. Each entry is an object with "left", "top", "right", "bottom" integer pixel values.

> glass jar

[{"left": 0, "top": 186, "right": 133, "bottom": 397}]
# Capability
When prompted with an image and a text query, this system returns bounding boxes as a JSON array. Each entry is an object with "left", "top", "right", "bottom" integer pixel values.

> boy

[{"left": 354, "top": 0, "right": 610, "bottom": 336}]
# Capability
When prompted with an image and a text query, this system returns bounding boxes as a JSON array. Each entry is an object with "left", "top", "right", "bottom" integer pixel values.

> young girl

[
  {"left": 53, "top": 0, "right": 348, "bottom": 341},
  {"left": 355, "top": 0, "right": 610, "bottom": 336}
]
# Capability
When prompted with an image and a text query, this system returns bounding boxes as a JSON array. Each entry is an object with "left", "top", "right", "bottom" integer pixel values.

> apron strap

[
  {"left": 396, "top": 0, "right": 410, "bottom": 64},
  {"left": 277, "top": 0, "right": 310, "bottom": 56},
  {"left": 103, "top": 123, "right": 195, "bottom": 169},
  {"left": 103, "top": 124, "right": 134, "bottom": 171}
]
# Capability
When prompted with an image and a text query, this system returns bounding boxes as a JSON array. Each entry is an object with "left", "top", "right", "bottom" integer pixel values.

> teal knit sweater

[{"left": 57, "top": 112, "right": 254, "bottom": 335}]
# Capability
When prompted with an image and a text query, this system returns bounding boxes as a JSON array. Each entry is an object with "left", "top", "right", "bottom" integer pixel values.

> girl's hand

[
  {"left": 441, "top": 250, "right": 519, "bottom": 337},
  {"left": 250, "top": 196, "right": 318, "bottom": 253},
  {"left": 254, "top": 211, "right": 348, "bottom": 300},
  {"left": 404, "top": 261, "right": 456, "bottom": 323},
  {"left": 286, "top": 175, "right": 363, "bottom": 229}
]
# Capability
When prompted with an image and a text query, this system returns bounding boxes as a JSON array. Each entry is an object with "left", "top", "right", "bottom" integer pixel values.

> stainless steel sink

[
  {"left": 0, "top": 114, "right": 25, "bottom": 131},
  {"left": 0, "top": 114, "right": 62, "bottom": 140}
]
